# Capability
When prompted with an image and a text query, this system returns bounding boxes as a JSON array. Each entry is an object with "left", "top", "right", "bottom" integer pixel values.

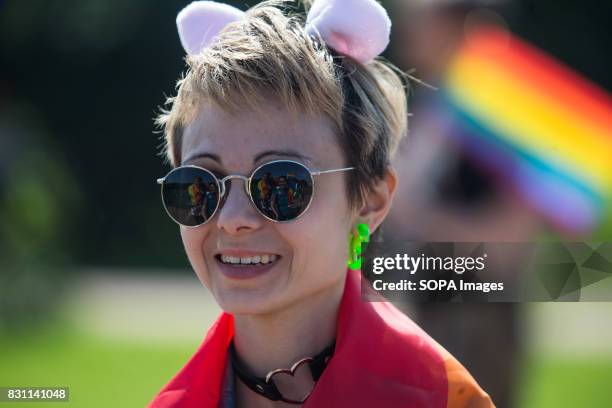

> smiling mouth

[{"left": 215, "top": 254, "right": 281, "bottom": 266}]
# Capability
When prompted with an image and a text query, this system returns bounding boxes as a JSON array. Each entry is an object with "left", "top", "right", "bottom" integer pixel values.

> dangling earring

[{"left": 347, "top": 223, "right": 370, "bottom": 270}]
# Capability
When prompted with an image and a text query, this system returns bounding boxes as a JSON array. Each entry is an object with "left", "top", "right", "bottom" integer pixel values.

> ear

[
  {"left": 177, "top": 1, "right": 245, "bottom": 55},
  {"left": 358, "top": 168, "right": 398, "bottom": 234},
  {"left": 305, "top": 0, "right": 391, "bottom": 63}
]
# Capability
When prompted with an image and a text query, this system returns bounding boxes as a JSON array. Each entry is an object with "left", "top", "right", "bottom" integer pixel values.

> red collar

[{"left": 149, "top": 270, "right": 493, "bottom": 408}]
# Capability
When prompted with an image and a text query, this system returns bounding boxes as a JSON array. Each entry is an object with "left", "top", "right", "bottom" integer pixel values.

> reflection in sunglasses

[{"left": 157, "top": 160, "right": 353, "bottom": 227}]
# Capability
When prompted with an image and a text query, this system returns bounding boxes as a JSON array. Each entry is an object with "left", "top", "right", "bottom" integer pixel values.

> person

[
  {"left": 256, "top": 173, "right": 272, "bottom": 210},
  {"left": 188, "top": 175, "right": 206, "bottom": 223},
  {"left": 150, "top": 0, "right": 494, "bottom": 407},
  {"left": 384, "top": 3, "right": 524, "bottom": 407},
  {"left": 203, "top": 181, "right": 220, "bottom": 221},
  {"left": 270, "top": 176, "right": 291, "bottom": 220}
]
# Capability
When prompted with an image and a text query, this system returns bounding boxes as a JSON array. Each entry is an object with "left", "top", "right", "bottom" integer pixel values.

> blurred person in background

[
  {"left": 387, "top": 0, "right": 612, "bottom": 407},
  {"left": 385, "top": 2, "right": 532, "bottom": 408}
]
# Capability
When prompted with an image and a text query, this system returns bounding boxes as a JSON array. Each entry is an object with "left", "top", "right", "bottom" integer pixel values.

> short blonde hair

[{"left": 157, "top": 0, "right": 408, "bottom": 210}]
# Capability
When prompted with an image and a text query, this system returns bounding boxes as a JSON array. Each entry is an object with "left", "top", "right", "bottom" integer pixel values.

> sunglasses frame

[{"left": 157, "top": 159, "right": 355, "bottom": 228}]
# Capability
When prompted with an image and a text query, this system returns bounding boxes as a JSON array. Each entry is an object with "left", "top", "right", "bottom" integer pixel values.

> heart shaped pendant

[
  {"left": 265, "top": 357, "right": 316, "bottom": 404},
  {"left": 230, "top": 341, "right": 335, "bottom": 405}
]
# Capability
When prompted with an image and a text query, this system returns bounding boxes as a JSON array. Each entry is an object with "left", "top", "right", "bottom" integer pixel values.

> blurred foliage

[
  {"left": 510, "top": 0, "right": 612, "bottom": 93},
  {"left": 595, "top": 209, "right": 612, "bottom": 240},
  {"left": 0, "top": 106, "right": 79, "bottom": 331}
]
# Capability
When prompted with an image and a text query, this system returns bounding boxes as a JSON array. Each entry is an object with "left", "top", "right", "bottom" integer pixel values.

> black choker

[{"left": 229, "top": 341, "right": 335, "bottom": 405}]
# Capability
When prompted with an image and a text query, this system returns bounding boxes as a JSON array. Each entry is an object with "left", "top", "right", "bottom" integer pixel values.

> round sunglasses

[{"left": 156, "top": 159, "right": 354, "bottom": 227}]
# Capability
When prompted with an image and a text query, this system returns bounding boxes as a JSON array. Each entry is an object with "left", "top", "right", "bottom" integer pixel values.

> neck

[{"left": 232, "top": 277, "right": 345, "bottom": 378}]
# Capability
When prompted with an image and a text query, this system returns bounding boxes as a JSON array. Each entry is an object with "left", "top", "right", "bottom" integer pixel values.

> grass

[
  {"left": 517, "top": 355, "right": 612, "bottom": 408},
  {"left": 1, "top": 322, "right": 612, "bottom": 407},
  {"left": 0, "top": 322, "right": 195, "bottom": 408}
]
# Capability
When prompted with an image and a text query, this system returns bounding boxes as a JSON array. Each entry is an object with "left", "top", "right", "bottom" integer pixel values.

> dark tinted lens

[
  {"left": 161, "top": 167, "right": 219, "bottom": 226},
  {"left": 250, "top": 161, "right": 313, "bottom": 221}
]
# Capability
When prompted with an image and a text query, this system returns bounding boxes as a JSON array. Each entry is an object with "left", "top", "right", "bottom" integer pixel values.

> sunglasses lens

[
  {"left": 250, "top": 161, "right": 313, "bottom": 222},
  {"left": 161, "top": 167, "right": 220, "bottom": 226}
]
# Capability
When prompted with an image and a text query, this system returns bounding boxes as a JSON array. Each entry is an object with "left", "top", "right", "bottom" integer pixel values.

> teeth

[{"left": 220, "top": 254, "right": 279, "bottom": 265}]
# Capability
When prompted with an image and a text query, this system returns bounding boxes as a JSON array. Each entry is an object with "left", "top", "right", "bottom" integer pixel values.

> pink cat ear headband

[{"left": 176, "top": 0, "right": 392, "bottom": 63}]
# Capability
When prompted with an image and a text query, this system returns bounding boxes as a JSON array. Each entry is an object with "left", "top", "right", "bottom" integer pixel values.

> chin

[{"left": 212, "top": 287, "right": 288, "bottom": 316}]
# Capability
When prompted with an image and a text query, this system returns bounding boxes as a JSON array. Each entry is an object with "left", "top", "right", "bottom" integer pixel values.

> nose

[{"left": 215, "top": 177, "right": 263, "bottom": 234}]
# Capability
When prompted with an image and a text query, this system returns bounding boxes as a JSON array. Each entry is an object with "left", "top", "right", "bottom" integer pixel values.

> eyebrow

[
  {"left": 254, "top": 149, "right": 313, "bottom": 164},
  {"left": 183, "top": 152, "right": 221, "bottom": 166},
  {"left": 183, "top": 149, "right": 313, "bottom": 166}
]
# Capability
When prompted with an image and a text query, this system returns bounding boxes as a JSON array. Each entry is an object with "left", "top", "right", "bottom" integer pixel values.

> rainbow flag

[{"left": 441, "top": 27, "right": 612, "bottom": 233}]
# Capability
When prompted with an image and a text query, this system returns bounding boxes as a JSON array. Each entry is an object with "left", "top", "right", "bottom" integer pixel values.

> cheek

[
  {"left": 180, "top": 226, "right": 211, "bottom": 286},
  {"left": 283, "top": 193, "right": 352, "bottom": 280}
]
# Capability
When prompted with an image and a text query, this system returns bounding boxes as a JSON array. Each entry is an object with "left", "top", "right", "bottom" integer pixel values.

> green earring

[{"left": 347, "top": 223, "right": 370, "bottom": 270}]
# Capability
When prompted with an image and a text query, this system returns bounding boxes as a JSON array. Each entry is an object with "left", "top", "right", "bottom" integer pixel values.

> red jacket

[{"left": 149, "top": 269, "right": 494, "bottom": 407}]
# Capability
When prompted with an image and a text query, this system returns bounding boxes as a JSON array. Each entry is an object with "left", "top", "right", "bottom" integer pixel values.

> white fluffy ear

[
  {"left": 177, "top": 1, "right": 245, "bottom": 55},
  {"left": 305, "top": 0, "right": 391, "bottom": 63}
]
